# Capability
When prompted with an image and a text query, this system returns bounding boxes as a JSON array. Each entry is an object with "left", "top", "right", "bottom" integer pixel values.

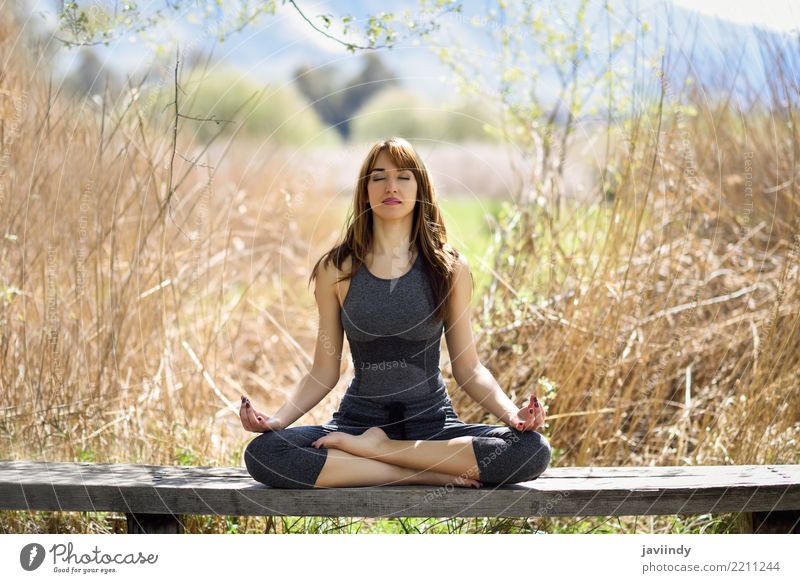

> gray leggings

[{"left": 244, "top": 406, "right": 552, "bottom": 489}]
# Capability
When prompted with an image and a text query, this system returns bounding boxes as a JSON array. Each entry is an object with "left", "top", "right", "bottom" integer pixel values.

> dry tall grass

[
  {"left": 0, "top": 15, "right": 334, "bottom": 468},
  {"left": 1, "top": 11, "right": 798, "bottom": 534},
  {"left": 459, "top": 53, "right": 800, "bottom": 470}
]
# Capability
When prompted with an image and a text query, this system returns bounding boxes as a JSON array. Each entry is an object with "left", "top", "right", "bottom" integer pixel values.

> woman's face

[{"left": 366, "top": 150, "right": 418, "bottom": 219}]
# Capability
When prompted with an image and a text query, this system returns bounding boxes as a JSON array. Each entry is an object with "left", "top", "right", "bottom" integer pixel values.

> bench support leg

[
  {"left": 740, "top": 510, "right": 800, "bottom": 534},
  {"left": 125, "top": 513, "right": 184, "bottom": 534}
]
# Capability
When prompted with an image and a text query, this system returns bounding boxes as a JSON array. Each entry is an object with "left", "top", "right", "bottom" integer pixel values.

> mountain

[{"left": 16, "top": 0, "right": 800, "bottom": 110}]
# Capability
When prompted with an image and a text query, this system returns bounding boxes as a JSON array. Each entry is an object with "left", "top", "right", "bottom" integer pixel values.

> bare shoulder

[
  {"left": 446, "top": 250, "right": 475, "bottom": 314},
  {"left": 450, "top": 249, "right": 472, "bottom": 282},
  {"left": 453, "top": 251, "right": 470, "bottom": 271},
  {"left": 316, "top": 254, "right": 353, "bottom": 307},
  {"left": 340, "top": 254, "right": 354, "bottom": 273}
]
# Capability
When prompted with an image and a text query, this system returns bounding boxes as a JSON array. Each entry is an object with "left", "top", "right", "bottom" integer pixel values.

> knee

[
  {"left": 512, "top": 431, "right": 552, "bottom": 482},
  {"left": 481, "top": 430, "right": 550, "bottom": 485},
  {"left": 243, "top": 430, "right": 324, "bottom": 489},
  {"left": 243, "top": 432, "right": 283, "bottom": 487}
]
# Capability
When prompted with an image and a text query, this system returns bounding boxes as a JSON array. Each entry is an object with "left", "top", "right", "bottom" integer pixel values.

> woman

[{"left": 241, "top": 137, "right": 551, "bottom": 489}]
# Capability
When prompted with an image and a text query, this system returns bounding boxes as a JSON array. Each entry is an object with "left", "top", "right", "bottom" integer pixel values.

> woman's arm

[
  {"left": 268, "top": 371, "right": 338, "bottom": 429},
  {"left": 443, "top": 254, "right": 518, "bottom": 425},
  {"left": 242, "top": 259, "right": 344, "bottom": 432},
  {"left": 242, "top": 371, "right": 335, "bottom": 431},
  {"left": 455, "top": 365, "right": 519, "bottom": 424},
  {"left": 275, "top": 258, "right": 346, "bottom": 427}
]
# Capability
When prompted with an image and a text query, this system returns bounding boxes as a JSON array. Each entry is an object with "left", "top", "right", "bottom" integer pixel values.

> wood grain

[{"left": 2, "top": 461, "right": 798, "bottom": 520}]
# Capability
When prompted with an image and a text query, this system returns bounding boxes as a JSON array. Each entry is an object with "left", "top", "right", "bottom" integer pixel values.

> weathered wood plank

[
  {"left": 1, "top": 461, "right": 798, "bottom": 519},
  {"left": 3, "top": 461, "right": 796, "bottom": 484}
]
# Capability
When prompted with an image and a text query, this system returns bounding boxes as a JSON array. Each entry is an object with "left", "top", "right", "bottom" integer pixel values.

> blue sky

[{"left": 18, "top": 0, "right": 800, "bottom": 107}]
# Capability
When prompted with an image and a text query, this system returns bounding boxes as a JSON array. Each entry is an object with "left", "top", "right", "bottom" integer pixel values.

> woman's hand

[
  {"left": 239, "top": 395, "right": 284, "bottom": 433},
  {"left": 505, "top": 394, "right": 546, "bottom": 432}
]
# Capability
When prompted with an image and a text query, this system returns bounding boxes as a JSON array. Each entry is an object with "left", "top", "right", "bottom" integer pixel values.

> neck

[{"left": 371, "top": 214, "right": 414, "bottom": 258}]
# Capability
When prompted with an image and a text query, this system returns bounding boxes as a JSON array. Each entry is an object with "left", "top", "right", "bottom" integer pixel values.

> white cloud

[{"left": 669, "top": 0, "right": 800, "bottom": 32}]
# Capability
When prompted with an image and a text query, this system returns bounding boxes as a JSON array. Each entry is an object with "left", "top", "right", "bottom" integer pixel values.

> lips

[{"left": 383, "top": 198, "right": 401, "bottom": 204}]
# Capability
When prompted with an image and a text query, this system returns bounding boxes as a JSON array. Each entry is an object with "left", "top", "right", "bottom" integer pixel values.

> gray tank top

[{"left": 337, "top": 250, "right": 452, "bottom": 434}]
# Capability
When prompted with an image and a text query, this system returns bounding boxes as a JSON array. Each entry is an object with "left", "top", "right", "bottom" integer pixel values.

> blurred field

[
  {"left": 1, "top": 10, "right": 798, "bottom": 535},
  {"left": 319, "top": 195, "right": 503, "bottom": 290}
]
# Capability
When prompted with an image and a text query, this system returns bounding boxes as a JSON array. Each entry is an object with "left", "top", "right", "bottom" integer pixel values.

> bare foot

[
  {"left": 312, "top": 428, "right": 482, "bottom": 488},
  {"left": 311, "top": 426, "right": 388, "bottom": 458},
  {"left": 419, "top": 470, "right": 482, "bottom": 488}
]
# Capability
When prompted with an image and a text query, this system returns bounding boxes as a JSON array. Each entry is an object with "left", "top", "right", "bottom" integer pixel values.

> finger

[
  {"left": 534, "top": 403, "right": 546, "bottom": 430},
  {"left": 252, "top": 407, "right": 269, "bottom": 430},
  {"left": 526, "top": 402, "right": 535, "bottom": 418},
  {"left": 523, "top": 413, "right": 535, "bottom": 431},
  {"left": 239, "top": 398, "right": 253, "bottom": 431},
  {"left": 244, "top": 398, "right": 262, "bottom": 430},
  {"left": 249, "top": 407, "right": 265, "bottom": 431}
]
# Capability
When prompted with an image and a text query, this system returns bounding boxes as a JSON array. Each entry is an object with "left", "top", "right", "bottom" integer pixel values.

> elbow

[
  {"left": 309, "top": 368, "right": 339, "bottom": 390},
  {"left": 453, "top": 363, "right": 484, "bottom": 389}
]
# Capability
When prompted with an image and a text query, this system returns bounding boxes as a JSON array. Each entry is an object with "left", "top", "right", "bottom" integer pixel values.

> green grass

[
  {"left": 0, "top": 511, "right": 746, "bottom": 534},
  {"left": 438, "top": 197, "right": 503, "bottom": 294},
  {"left": 333, "top": 196, "right": 504, "bottom": 295}
]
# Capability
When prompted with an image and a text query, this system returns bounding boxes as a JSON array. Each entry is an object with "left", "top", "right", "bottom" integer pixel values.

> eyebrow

[{"left": 370, "top": 167, "right": 413, "bottom": 172}]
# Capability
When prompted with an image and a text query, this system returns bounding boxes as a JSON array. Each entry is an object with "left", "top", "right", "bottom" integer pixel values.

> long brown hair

[{"left": 308, "top": 137, "right": 467, "bottom": 323}]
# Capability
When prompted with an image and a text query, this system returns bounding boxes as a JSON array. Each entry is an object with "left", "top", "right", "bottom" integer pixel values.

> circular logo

[{"left": 20, "top": 543, "right": 46, "bottom": 571}]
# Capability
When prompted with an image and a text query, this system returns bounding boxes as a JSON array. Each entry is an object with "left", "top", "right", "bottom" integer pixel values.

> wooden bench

[{"left": 1, "top": 460, "right": 798, "bottom": 534}]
